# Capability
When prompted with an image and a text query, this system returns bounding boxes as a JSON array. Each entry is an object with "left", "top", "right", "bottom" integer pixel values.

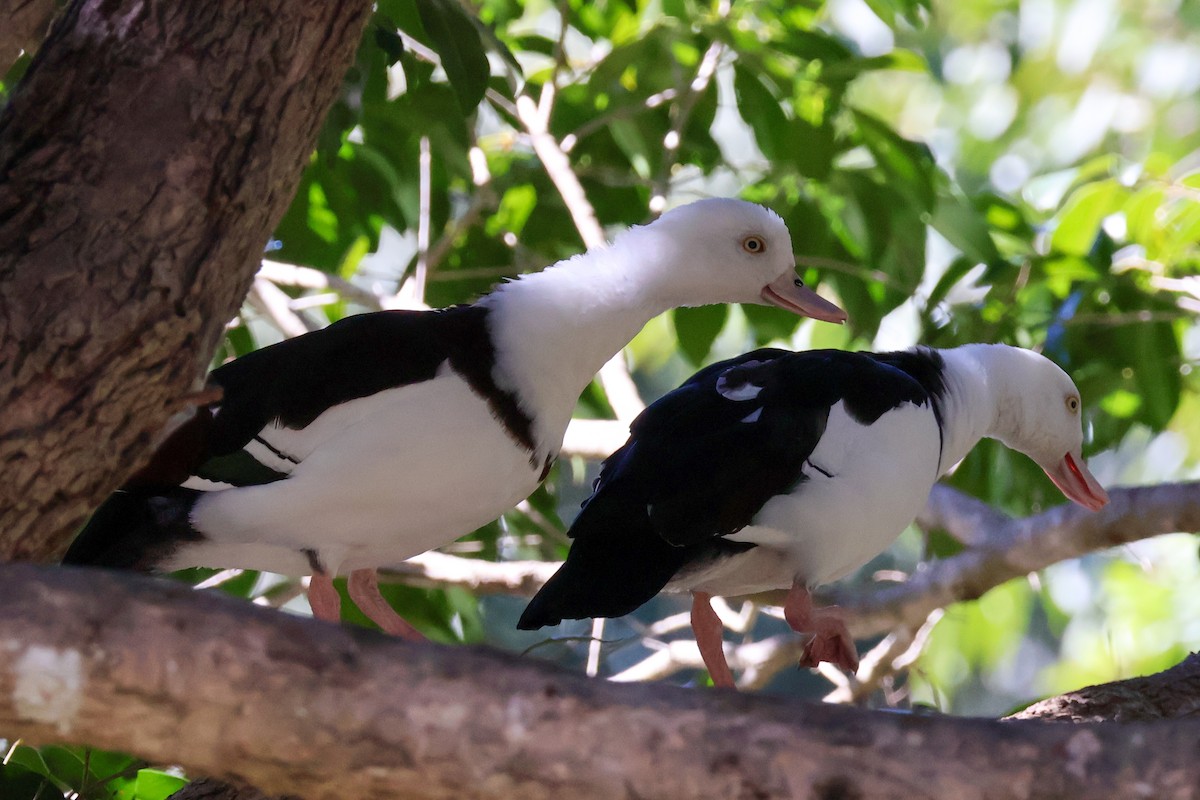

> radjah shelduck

[
  {"left": 65, "top": 198, "right": 847, "bottom": 637},
  {"left": 518, "top": 344, "right": 1110, "bottom": 687}
]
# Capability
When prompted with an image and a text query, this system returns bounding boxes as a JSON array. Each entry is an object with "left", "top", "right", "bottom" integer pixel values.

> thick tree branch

[
  {"left": 0, "top": 0, "right": 373, "bottom": 561},
  {"left": 3, "top": 564, "right": 1200, "bottom": 800},
  {"left": 379, "top": 483, "right": 1200, "bottom": 614},
  {"left": 1010, "top": 652, "right": 1200, "bottom": 722},
  {"left": 373, "top": 482, "right": 1200, "bottom": 690},
  {"left": 837, "top": 481, "right": 1200, "bottom": 639}
]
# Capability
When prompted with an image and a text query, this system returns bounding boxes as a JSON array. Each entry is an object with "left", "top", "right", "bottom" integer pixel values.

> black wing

[
  {"left": 127, "top": 304, "right": 530, "bottom": 489},
  {"left": 518, "top": 348, "right": 935, "bottom": 628},
  {"left": 71, "top": 306, "right": 509, "bottom": 570}
]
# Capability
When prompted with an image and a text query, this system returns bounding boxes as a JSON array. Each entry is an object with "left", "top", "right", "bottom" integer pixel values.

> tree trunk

[
  {"left": 0, "top": 0, "right": 58, "bottom": 69},
  {"left": 0, "top": 0, "right": 372, "bottom": 561},
  {"left": 1, "top": 564, "right": 1196, "bottom": 800}
]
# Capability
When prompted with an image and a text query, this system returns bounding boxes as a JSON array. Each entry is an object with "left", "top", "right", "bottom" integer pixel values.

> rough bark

[
  {"left": 0, "top": 0, "right": 58, "bottom": 70},
  {"left": 168, "top": 779, "right": 297, "bottom": 800},
  {"left": 1, "top": 564, "right": 1198, "bottom": 800},
  {"left": 0, "top": 0, "right": 372, "bottom": 561},
  {"left": 1011, "top": 652, "right": 1200, "bottom": 723}
]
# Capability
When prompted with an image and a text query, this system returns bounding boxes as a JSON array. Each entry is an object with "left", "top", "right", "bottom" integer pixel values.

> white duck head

[
  {"left": 624, "top": 198, "right": 847, "bottom": 322},
  {"left": 948, "top": 344, "right": 1110, "bottom": 512}
]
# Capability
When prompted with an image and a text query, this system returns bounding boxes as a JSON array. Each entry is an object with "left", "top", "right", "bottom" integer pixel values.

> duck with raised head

[
  {"left": 518, "top": 343, "right": 1109, "bottom": 687},
  {"left": 65, "top": 198, "right": 847, "bottom": 638}
]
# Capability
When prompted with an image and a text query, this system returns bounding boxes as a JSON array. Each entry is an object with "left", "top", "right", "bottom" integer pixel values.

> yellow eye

[
  {"left": 742, "top": 235, "right": 766, "bottom": 254},
  {"left": 1066, "top": 396, "right": 1080, "bottom": 413}
]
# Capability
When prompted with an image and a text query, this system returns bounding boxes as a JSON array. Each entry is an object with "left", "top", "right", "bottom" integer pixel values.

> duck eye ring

[
  {"left": 1067, "top": 396, "right": 1079, "bottom": 412},
  {"left": 742, "top": 235, "right": 766, "bottom": 254}
]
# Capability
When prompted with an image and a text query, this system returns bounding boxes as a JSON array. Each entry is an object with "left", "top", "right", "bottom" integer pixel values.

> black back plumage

[
  {"left": 66, "top": 305, "right": 535, "bottom": 570},
  {"left": 517, "top": 347, "right": 945, "bottom": 629}
]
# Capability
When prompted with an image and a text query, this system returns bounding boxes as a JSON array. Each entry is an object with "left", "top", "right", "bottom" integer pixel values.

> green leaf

[
  {"left": 133, "top": 769, "right": 188, "bottom": 800},
  {"left": 1124, "top": 185, "right": 1166, "bottom": 244},
  {"left": 853, "top": 109, "right": 936, "bottom": 211},
  {"left": 741, "top": 303, "right": 805, "bottom": 345},
  {"left": 788, "top": 119, "right": 836, "bottom": 180},
  {"left": 1051, "top": 179, "right": 1128, "bottom": 256},
  {"left": 609, "top": 118, "right": 654, "bottom": 179},
  {"left": 925, "top": 527, "right": 964, "bottom": 559},
  {"left": 4, "top": 746, "right": 50, "bottom": 779},
  {"left": 0, "top": 762, "right": 47, "bottom": 798},
  {"left": 1132, "top": 322, "right": 1182, "bottom": 429},
  {"left": 40, "top": 745, "right": 86, "bottom": 789},
  {"left": 416, "top": 0, "right": 490, "bottom": 113},
  {"left": 931, "top": 191, "right": 1001, "bottom": 266},
  {"left": 770, "top": 30, "right": 853, "bottom": 64},
  {"left": 673, "top": 304, "right": 729, "bottom": 366},
  {"left": 373, "top": 26, "right": 406, "bottom": 66},
  {"left": 733, "top": 65, "right": 789, "bottom": 161},
  {"left": 926, "top": 256, "right": 979, "bottom": 311}
]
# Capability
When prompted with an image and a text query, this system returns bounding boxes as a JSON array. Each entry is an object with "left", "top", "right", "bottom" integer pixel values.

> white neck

[
  {"left": 935, "top": 344, "right": 1029, "bottom": 472},
  {"left": 480, "top": 233, "right": 675, "bottom": 459}
]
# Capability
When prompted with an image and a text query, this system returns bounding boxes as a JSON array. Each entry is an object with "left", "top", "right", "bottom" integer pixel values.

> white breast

[
  {"left": 675, "top": 399, "right": 941, "bottom": 597},
  {"left": 177, "top": 366, "right": 540, "bottom": 575}
]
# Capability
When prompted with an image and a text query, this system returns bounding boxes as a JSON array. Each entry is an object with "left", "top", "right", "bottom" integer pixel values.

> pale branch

[
  {"left": 652, "top": 26, "right": 725, "bottom": 204},
  {"left": 371, "top": 482, "right": 1200, "bottom": 691},
  {"left": 835, "top": 480, "right": 1200, "bottom": 640},
  {"left": 822, "top": 609, "right": 944, "bottom": 705},
  {"left": 613, "top": 480, "right": 1200, "bottom": 688},
  {"left": 378, "top": 552, "right": 559, "bottom": 596},
  {"left": 4, "top": 564, "right": 1200, "bottom": 800},
  {"left": 246, "top": 278, "right": 315, "bottom": 338},
  {"left": 515, "top": 83, "right": 647, "bottom": 420},
  {"left": 914, "top": 483, "right": 1012, "bottom": 547},
  {"left": 561, "top": 418, "right": 629, "bottom": 460},
  {"left": 597, "top": 355, "right": 646, "bottom": 422},
  {"left": 374, "top": 483, "right": 1200, "bottom": 618},
  {"left": 259, "top": 259, "right": 388, "bottom": 311},
  {"left": 1009, "top": 652, "right": 1200, "bottom": 722},
  {"left": 515, "top": 88, "right": 605, "bottom": 249},
  {"left": 424, "top": 186, "right": 494, "bottom": 274}
]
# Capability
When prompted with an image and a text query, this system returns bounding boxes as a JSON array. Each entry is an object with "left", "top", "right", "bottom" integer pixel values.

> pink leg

[
  {"left": 308, "top": 571, "right": 342, "bottom": 623},
  {"left": 783, "top": 580, "right": 859, "bottom": 672},
  {"left": 347, "top": 568, "right": 426, "bottom": 641},
  {"left": 691, "top": 591, "right": 736, "bottom": 689}
]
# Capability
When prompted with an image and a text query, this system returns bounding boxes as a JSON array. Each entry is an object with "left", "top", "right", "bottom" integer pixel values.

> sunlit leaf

[
  {"left": 132, "top": 768, "right": 188, "bottom": 800},
  {"left": 1051, "top": 179, "right": 1128, "bottom": 257}
]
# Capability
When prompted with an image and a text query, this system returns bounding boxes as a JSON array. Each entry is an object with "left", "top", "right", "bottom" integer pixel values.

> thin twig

[
  {"left": 246, "top": 279, "right": 315, "bottom": 337},
  {"left": 515, "top": 89, "right": 605, "bottom": 248},
  {"left": 259, "top": 260, "right": 386, "bottom": 311},
  {"left": 514, "top": 84, "right": 646, "bottom": 419},
  {"left": 653, "top": 33, "right": 725, "bottom": 206}
]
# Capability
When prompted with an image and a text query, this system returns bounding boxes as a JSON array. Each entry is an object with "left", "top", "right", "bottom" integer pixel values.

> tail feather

[
  {"left": 64, "top": 487, "right": 204, "bottom": 571},
  {"left": 517, "top": 511, "right": 686, "bottom": 630}
]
